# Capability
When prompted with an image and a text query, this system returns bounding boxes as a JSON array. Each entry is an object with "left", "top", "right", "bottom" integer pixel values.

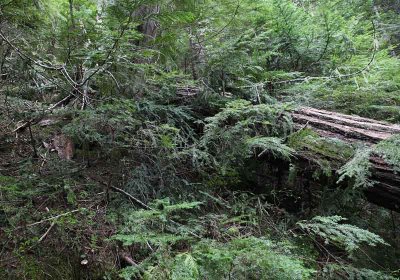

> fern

[
  {"left": 170, "top": 253, "right": 200, "bottom": 280},
  {"left": 193, "top": 237, "right": 315, "bottom": 280},
  {"left": 112, "top": 199, "right": 202, "bottom": 246}
]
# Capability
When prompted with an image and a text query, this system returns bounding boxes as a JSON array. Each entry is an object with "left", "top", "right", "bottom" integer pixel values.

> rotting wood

[
  {"left": 53, "top": 134, "right": 74, "bottom": 160},
  {"left": 10, "top": 103, "right": 400, "bottom": 211},
  {"left": 291, "top": 107, "right": 400, "bottom": 212},
  {"left": 293, "top": 107, "right": 400, "bottom": 143}
]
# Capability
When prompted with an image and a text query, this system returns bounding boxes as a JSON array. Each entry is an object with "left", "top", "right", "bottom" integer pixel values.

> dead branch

[
  {"left": 25, "top": 209, "right": 81, "bottom": 228},
  {"left": 38, "top": 222, "right": 56, "bottom": 243}
]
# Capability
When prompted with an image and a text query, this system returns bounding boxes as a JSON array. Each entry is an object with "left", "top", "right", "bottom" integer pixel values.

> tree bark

[
  {"left": 293, "top": 107, "right": 400, "bottom": 143},
  {"left": 135, "top": 5, "right": 160, "bottom": 43},
  {"left": 292, "top": 107, "right": 400, "bottom": 212}
]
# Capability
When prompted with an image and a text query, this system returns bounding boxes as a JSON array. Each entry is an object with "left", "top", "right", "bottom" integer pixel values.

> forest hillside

[{"left": 1, "top": 0, "right": 400, "bottom": 279}]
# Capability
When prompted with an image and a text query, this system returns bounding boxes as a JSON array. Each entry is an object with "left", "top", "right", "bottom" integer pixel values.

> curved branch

[{"left": 0, "top": 9, "right": 135, "bottom": 90}]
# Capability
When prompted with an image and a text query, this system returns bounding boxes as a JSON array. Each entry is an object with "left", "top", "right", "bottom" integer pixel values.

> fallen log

[
  {"left": 291, "top": 107, "right": 400, "bottom": 212},
  {"left": 293, "top": 107, "right": 400, "bottom": 143}
]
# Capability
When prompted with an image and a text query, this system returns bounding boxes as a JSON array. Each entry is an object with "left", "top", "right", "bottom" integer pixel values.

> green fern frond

[{"left": 170, "top": 253, "right": 200, "bottom": 280}]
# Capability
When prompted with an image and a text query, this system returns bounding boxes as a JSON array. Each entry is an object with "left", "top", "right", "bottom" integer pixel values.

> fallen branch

[
  {"left": 13, "top": 94, "right": 75, "bottom": 133},
  {"left": 110, "top": 186, "right": 151, "bottom": 210},
  {"left": 293, "top": 107, "right": 400, "bottom": 143},
  {"left": 38, "top": 222, "right": 56, "bottom": 243},
  {"left": 25, "top": 209, "right": 81, "bottom": 228},
  {"left": 48, "top": 94, "right": 75, "bottom": 110},
  {"left": 120, "top": 253, "right": 140, "bottom": 268}
]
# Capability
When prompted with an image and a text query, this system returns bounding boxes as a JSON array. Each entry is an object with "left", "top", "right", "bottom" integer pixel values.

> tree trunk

[
  {"left": 292, "top": 107, "right": 400, "bottom": 212},
  {"left": 135, "top": 5, "right": 160, "bottom": 43}
]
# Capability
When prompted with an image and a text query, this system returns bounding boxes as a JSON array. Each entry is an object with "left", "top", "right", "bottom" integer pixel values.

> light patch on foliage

[
  {"left": 298, "top": 216, "right": 388, "bottom": 253},
  {"left": 246, "top": 136, "right": 295, "bottom": 160},
  {"left": 337, "top": 147, "right": 373, "bottom": 189}
]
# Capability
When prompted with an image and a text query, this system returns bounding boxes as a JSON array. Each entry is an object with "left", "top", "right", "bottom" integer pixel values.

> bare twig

[
  {"left": 25, "top": 209, "right": 81, "bottom": 228},
  {"left": 0, "top": 29, "right": 63, "bottom": 71},
  {"left": 38, "top": 222, "right": 56, "bottom": 243},
  {"left": 76, "top": 12, "right": 134, "bottom": 87},
  {"left": 28, "top": 121, "right": 38, "bottom": 159},
  {"left": 198, "top": 3, "right": 240, "bottom": 44},
  {"left": 105, "top": 70, "right": 121, "bottom": 90},
  {"left": 13, "top": 94, "right": 76, "bottom": 133},
  {"left": 110, "top": 186, "right": 151, "bottom": 210},
  {"left": 0, "top": 8, "right": 134, "bottom": 92}
]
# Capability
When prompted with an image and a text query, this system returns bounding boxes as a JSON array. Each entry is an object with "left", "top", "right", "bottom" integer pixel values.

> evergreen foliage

[
  {"left": 338, "top": 148, "right": 374, "bottom": 189},
  {"left": 298, "top": 216, "right": 389, "bottom": 253},
  {"left": 202, "top": 99, "right": 293, "bottom": 169},
  {"left": 1, "top": 0, "right": 400, "bottom": 279}
]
